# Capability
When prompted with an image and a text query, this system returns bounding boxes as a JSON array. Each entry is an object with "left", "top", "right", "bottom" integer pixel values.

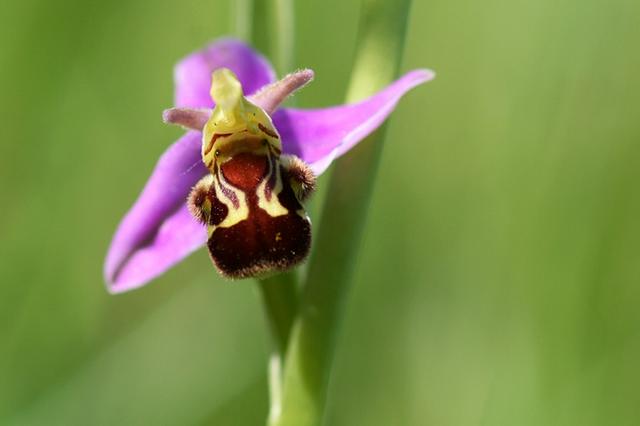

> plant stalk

[
  {"left": 238, "top": 0, "right": 301, "bottom": 424},
  {"left": 271, "top": 0, "right": 414, "bottom": 425}
]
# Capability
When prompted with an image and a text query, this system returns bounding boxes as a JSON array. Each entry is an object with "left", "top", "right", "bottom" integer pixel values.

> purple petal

[
  {"left": 273, "top": 69, "right": 436, "bottom": 175},
  {"left": 174, "top": 38, "right": 276, "bottom": 108},
  {"left": 108, "top": 207, "right": 207, "bottom": 293},
  {"left": 105, "top": 131, "right": 208, "bottom": 293}
]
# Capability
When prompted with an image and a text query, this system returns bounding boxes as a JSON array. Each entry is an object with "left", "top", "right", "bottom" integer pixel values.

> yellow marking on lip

[
  {"left": 256, "top": 154, "right": 288, "bottom": 217},
  {"left": 211, "top": 173, "right": 249, "bottom": 230}
]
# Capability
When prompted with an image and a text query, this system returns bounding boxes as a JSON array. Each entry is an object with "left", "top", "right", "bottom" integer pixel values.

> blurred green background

[{"left": 1, "top": 0, "right": 640, "bottom": 424}]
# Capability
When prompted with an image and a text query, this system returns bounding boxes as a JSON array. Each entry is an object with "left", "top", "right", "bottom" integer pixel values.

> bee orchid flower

[{"left": 105, "top": 38, "right": 434, "bottom": 293}]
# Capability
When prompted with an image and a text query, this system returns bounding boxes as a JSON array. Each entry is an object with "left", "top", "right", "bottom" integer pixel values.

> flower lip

[{"left": 105, "top": 38, "right": 435, "bottom": 293}]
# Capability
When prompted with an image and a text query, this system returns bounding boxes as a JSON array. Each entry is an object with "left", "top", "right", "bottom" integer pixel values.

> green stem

[
  {"left": 250, "top": 0, "right": 270, "bottom": 58},
  {"left": 258, "top": 272, "right": 299, "bottom": 356},
  {"left": 239, "top": 0, "right": 301, "bottom": 423},
  {"left": 259, "top": 271, "right": 298, "bottom": 426},
  {"left": 249, "top": 0, "right": 294, "bottom": 76},
  {"left": 243, "top": 0, "right": 299, "bottom": 358},
  {"left": 272, "top": 0, "right": 295, "bottom": 75},
  {"left": 248, "top": 0, "right": 299, "bottom": 357},
  {"left": 232, "top": 0, "right": 252, "bottom": 41},
  {"left": 272, "top": 0, "right": 414, "bottom": 425}
]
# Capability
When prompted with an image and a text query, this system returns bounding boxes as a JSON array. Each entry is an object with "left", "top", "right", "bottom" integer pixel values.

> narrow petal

[
  {"left": 248, "top": 69, "right": 314, "bottom": 114},
  {"left": 105, "top": 131, "right": 208, "bottom": 292},
  {"left": 162, "top": 108, "right": 210, "bottom": 131},
  {"left": 272, "top": 69, "right": 436, "bottom": 175},
  {"left": 175, "top": 38, "right": 276, "bottom": 108}
]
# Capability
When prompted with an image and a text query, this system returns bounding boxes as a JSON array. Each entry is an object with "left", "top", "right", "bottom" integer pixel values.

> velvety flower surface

[{"left": 105, "top": 38, "right": 434, "bottom": 293}]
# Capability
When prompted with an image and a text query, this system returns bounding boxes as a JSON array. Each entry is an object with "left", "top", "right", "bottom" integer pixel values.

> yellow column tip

[{"left": 210, "top": 68, "right": 244, "bottom": 122}]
